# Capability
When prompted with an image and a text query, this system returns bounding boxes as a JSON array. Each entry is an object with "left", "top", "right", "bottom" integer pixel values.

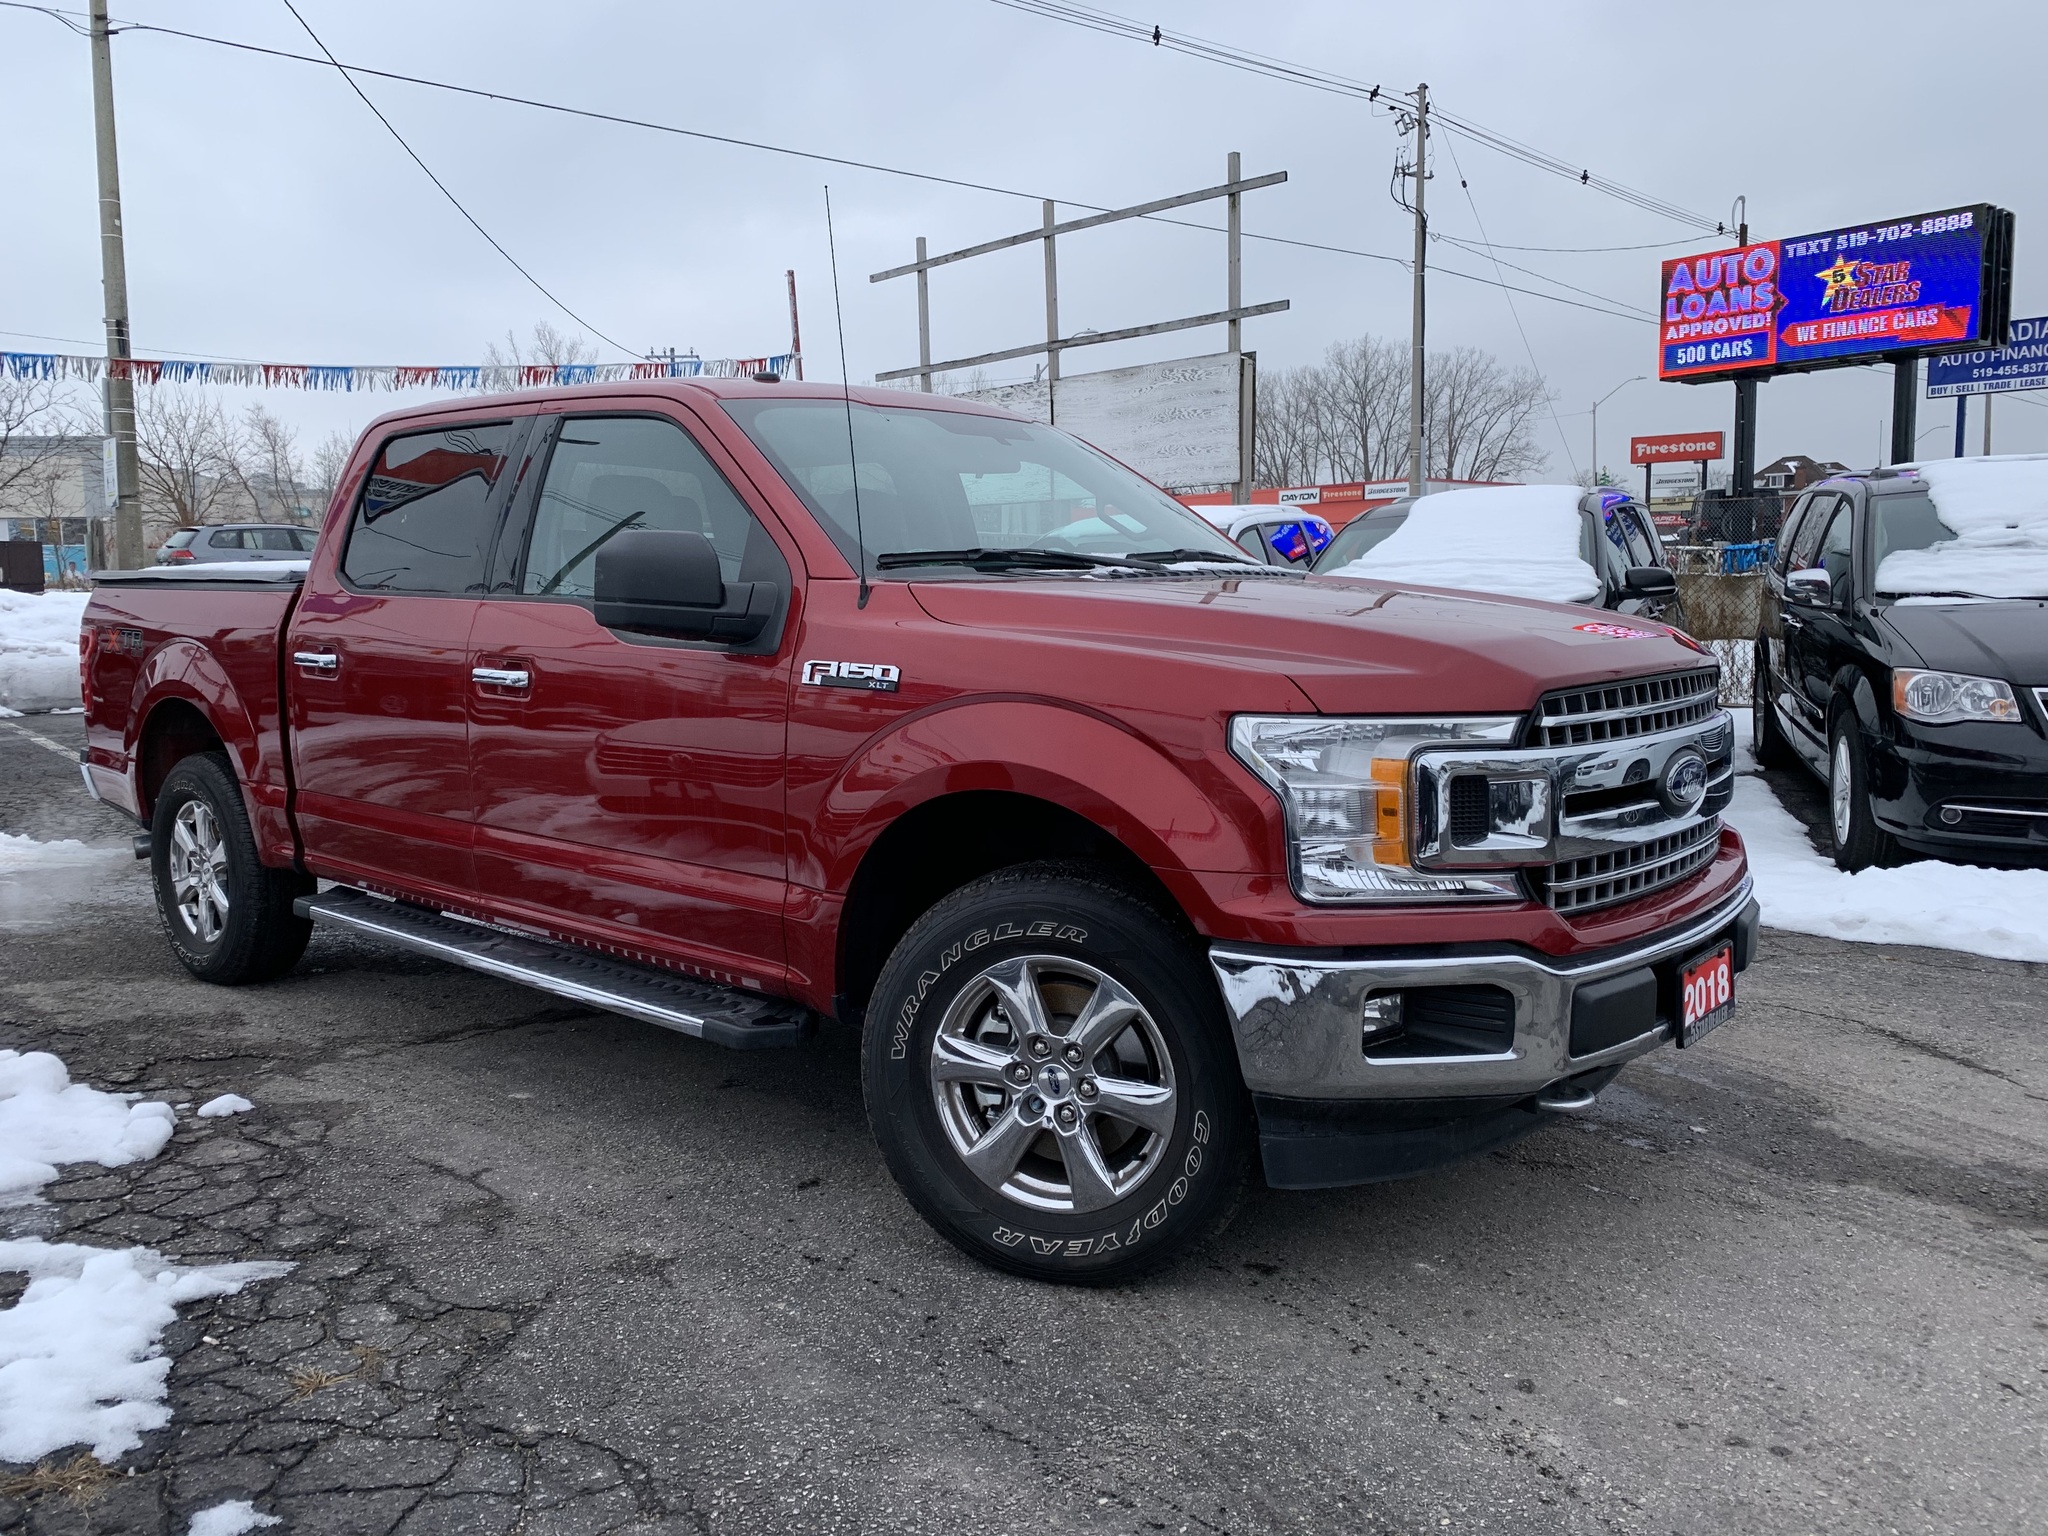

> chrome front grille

[
  {"left": 1534, "top": 668, "right": 1720, "bottom": 748},
  {"left": 1532, "top": 818, "right": 1722, "bottom": 915}
]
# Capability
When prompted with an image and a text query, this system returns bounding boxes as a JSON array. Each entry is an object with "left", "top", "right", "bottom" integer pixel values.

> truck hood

[
  {"left": 910, "top": 572, "right": 1712, "bottom": 715},
  {"left": 1877, "top": 597, "right": 2048, "bottom": 683}
]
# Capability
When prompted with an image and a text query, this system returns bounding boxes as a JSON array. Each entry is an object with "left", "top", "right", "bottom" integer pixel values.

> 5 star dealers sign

[{"left": 1658, "top": 204, "right": 2013, "bottom": 383}]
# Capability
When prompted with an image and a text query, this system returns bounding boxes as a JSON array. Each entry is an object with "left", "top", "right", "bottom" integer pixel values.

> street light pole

[
  {"left": 89, "top": 0, "right": 144, "bottom": 570},
  {"left": 1590, "top": 375, "right": 1644, "bottom": 488}
]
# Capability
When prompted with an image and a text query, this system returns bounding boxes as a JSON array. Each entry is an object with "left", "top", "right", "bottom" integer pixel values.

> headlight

[
  {"left": 1230, "top": 715, "right": 1527, "bottom": 904},
  {"left": 1891, "top": 668, "right": 2021, "bottom": 725}
]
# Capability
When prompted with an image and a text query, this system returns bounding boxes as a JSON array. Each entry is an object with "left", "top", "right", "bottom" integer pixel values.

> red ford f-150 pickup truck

[{"left": 80, "top": 380, "right": 1756, "bottom": 1281}]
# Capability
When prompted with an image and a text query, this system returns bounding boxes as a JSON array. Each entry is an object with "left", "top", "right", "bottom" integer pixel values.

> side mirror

[
  {"left": 1624, "top": 565, "right": 1677, "bottom": 596},
  {"left": 1785, "top": 567, "right": 1831, "bottom": 606},
  {"left": 593, "top": 528, "right": 775, "bottom": 643}
]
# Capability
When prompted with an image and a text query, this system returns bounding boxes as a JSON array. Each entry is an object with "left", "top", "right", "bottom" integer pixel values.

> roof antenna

[{"left": 823, "top": 185, "right": 870, "bottom": 609}]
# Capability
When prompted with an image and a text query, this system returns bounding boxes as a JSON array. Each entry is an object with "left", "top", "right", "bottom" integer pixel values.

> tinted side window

[
  {"left": 343, "top": 422, "right": 513, "bottom": 594},
  {"left": 1786, "top": 494, "right": 1838, "bottom": 572},
  {"left": 1617, "top": 507, "right": 1658, "bottom": 566},
  {"left": 1818, "top": 504, "right": 1855, "bottom": 595},
  {"left": 1775, "top": 494, "right": 1814, "bottom": 573},
  {"left": 209, "top": 528, "right": 246, "bottom": 549},
  {"left": 521, "top": 415, "right": 786, "bottom": 598},
  {"left": 255, "top": 528, "right": 300, "bottom": 551}
]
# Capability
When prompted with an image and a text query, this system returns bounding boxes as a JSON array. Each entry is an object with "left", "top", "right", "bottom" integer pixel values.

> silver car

[{"left": 156, "top": 524, "right": 317, "bottom": 564}]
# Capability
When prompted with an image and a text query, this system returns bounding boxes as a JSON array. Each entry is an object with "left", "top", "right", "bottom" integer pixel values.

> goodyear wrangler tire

[{"left": 863, "top": 863, "right": 1251, "bottom": 1283}]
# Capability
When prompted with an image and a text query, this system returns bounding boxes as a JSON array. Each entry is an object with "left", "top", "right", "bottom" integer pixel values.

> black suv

[{"left": 1753, "top": 464, "right": 2048, "bottom": 870}]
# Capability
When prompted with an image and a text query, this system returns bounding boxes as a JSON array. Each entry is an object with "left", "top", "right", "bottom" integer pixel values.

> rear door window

[
  {"left": 255, "top": 528, "right": 302, "bottom": 551},
  {"left": 208, "top": 528, "right": 247, "bottom": 549},
  {"left": 343, "top": 422, "right": 514, "bottom": 594}
]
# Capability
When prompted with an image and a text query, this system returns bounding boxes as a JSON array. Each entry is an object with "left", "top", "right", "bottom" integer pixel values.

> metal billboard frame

[{"left": 869, "top": 155, "right": 1289, "bottom": 497}]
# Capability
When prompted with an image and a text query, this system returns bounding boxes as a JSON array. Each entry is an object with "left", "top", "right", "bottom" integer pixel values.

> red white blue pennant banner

[{"left": 0, "top": 351, "right": 800, "bottom": 391}]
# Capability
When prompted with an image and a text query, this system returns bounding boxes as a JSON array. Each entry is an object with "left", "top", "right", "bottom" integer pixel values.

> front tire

[
  {"left": 863, "top": 864, "right": 1251, "bottom": 1283},
  {"left": 1827, "top": 712, "right": 1897, "bottom": 872},
  {"left": 151, "top": 753, "right": 314, "bottom": 983},
  {"left": 1751, "top": 641, "right": 1799, "bottom": 771}
]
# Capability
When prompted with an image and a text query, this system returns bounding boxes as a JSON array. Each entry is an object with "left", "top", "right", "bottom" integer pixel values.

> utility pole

[
  {"left": 1042, "top": 201, "right": 1060, "bottom": 421},
  {"left": 786, "top": 269, "right": 803, "bottom": 381},
  {"left": 1405, "top": 83, "right": 1429, "bottom": 498},
  {"left": 90, "top": 0, "right": 144, "bottom": 570}
]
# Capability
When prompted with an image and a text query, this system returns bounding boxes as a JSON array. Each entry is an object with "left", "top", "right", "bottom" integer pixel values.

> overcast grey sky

[{"left": 7, "top": 0, "right": 2046, "bottom": 475}]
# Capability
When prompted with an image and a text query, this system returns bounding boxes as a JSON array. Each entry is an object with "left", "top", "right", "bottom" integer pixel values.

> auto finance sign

[
  {"left": 1658, "top": 205, "right": 2013, "bottom": 383},
  {"left": 1926, "top": 315, "right": 2048, "bottom": 398}
]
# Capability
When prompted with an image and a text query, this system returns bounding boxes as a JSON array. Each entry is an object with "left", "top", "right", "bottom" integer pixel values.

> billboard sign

[
  {"left": 1926, "top": 314, "right": 2048, "bottom": 398},
  {"left": 1630, "top": 431, "right": 1724, "bottom": 464},
  {"left": 964, "top": 352, "right": 1245, "bottom": 490},
  {"left": 1658, "top": 205, "right": 2014, "bottom": 384}
]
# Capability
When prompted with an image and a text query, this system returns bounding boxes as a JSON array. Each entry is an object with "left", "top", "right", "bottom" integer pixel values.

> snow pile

[
  {"left": 195, "top": 1094, "right": 254, "bottom": 1118},
  {"left": 0, "top": 588, "right": 88, "bottom": 712},
  {"left": 1876, "top": 454, "right": 2048, "bottom": 599},
  {"left": 190, "top": 1502, "right": 281, "bottom": 1536},
  {"left": 0, "top": 831, "right": 125, "bottom": 876},
  {"left": 1722, "top": 713, "right": 2048, "bottom": 962},
  {"left": 0, "top": 1050, "right": 175, "bottom": 1202},
  {"left": 0, "top": 1051, "right": 288, "bottom": 1464},
  {"left": 1324, "top": 484, "right": 1601, "bottom": 604},
  {"left": 0, "top": 1239, "right": 290, "bottom": 1462}
]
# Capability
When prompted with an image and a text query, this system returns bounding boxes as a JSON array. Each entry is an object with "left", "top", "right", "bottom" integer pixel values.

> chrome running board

[{"left": 295, "top": 887, "right": 812, "bottom": 1049}]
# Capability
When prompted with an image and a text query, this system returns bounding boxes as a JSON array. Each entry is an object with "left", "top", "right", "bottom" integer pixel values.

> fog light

[
  {"left": 1939, "top": 806, "right": 1963, "bottom": 825},
  {"left": 1361, "top": 991, "right": 1404, "bottom": 1047}
]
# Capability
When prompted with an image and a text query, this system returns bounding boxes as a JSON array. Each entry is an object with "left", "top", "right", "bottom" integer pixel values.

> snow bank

[
  {"left": 1722, "top": 712, "right": 2048, "bottom": 962},
  {"left": 1876, "top": 454, "right": 2048, "bottom": 599},
  {"left": 0, "top": 1238, "right": 290, "bottom": 1463},
  {"left": 0, "top": 1050, "right": 175, "bottom": 1202},
  {"left": 195, "top": 1094, "right": 254, "bottom": 1118},
  {"left": 1325, "top": 484, "right": 1601, "bottom": 604},
  {"left": 190, "top": 1502, "right": 281, "bottom": 1536},
  {"left": 0, "top": 588, "right": 88, "bottom": 712},
  {"left": 0, "top": 831, "right": 125, "bottom": 876}
]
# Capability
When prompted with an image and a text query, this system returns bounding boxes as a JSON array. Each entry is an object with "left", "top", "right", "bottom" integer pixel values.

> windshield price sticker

[{"left": 1679, "top": 944, "right": 1734, "bottom": 1047}]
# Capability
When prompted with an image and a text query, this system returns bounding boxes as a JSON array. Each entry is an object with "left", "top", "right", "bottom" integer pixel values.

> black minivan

[{"left": 1753, "top": 461, "right": 2048, "bottom": 870}]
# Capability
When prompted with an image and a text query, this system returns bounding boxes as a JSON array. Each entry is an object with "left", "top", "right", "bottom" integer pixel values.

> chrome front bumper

[{"left": 1208, "top": 878, "right": 1757, "bottom": 1102}]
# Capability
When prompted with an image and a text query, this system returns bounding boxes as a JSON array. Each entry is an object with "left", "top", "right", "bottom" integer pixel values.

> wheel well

[
  {"left": 138, "top": 699, "right": 226, "bottom": 817},
  {"left": 835, "top": 791, "right": 1178, "bottom": 1025}
]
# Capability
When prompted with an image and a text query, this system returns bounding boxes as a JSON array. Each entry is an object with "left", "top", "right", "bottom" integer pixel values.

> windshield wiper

[
  {"left": 874, "top": 547, "right": 1140, "bottom": 572},
  {"left": 1124, "top": 548, "right": 1259, "bottom": 567}
]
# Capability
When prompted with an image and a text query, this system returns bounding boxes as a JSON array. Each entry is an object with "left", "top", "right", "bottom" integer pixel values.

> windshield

[
  {"left": 1313, "top": 508, "right": 1407, "bottom": 569},
  {"left": 1875, "top": 458, "right": 2048, "bottom": 599},
  {"left": 721, "top": 398, "right": 1247, "bottom": 574}
]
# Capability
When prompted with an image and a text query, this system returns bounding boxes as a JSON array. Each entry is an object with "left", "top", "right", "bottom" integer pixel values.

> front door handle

[
  {"left": 472, "top": 666, "right": 531, "bottom": 690},
  {"left": 292, "top": 650, "right": 339, "bottom": 672}
]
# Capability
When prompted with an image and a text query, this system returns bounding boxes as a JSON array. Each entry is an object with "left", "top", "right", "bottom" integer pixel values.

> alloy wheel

[
  {"left": 929, "top": 954, "right": 1178, "bottom": 1214},
  {"left": 169, "top": 798, "right": 231, "bottom": 944},
  {"left": 1830, "top": 733, "right": 1855, "bottom": 846}
]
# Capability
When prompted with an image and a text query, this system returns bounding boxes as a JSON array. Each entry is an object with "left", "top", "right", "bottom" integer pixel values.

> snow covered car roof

[
  {"left": 1875, "top": 454, "right": 2048, "bottom": 601},
  {"left": 1318, "top": 484, "right": 1603, "bottom": 604}
]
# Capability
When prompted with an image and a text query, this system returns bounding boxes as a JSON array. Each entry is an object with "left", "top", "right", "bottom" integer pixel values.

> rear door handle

[
  {"left": 292, "top": 650, "right": 339, "bottom": 672},
  {"left": 472, "top": 666, "right": 531, "bottom": 690}
]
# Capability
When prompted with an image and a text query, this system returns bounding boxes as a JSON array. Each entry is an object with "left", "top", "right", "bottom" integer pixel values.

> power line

[
  {"left": 1439, "top": 132, "right": 1582, "bottom": 480},
  {"left": 1, "top": 2, "right": 1659, "bottom": 334},
  {"left": 275, "top": 0, "right": 634, "bottom": 358},
  {"left": 980, "top": 0, "right": 1724, "bottom": 232},
  {"left": 1433, "top": 233, "right": 1656, "bottom": 319}
]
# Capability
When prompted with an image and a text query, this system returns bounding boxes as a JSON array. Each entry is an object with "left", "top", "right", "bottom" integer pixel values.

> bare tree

[
  {"left": 482, "top": 321, "right": 596, "bottom": 390},
  {"left": 0, "top": 376, "right": 93, "bottom": 519},
  {"left": 135, "top": 388, "right": 248, "bottom": 538},
  {"left": 310, "top": 429, "right": 355, "bottom": 514},
  {"left": 232, "top": 405, "right": 307, "bottom": 522},
  {"left": 1257, "top": 335, "right": 1550, "bottom": 488}
]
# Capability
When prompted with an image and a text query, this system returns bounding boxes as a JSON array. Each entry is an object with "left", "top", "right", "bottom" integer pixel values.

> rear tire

[
  {"left": 863, "top": 863, "right": 1251, "bottom": 1283},
  {"left": 1751, "top": 641, "right": 1799, "bottom": 771},
  {"left": 151, "top": 753, "right": 314, "bottom": 983},
  {"left": 1826, "top": 711, "right": 1897, "bottom": 872}
]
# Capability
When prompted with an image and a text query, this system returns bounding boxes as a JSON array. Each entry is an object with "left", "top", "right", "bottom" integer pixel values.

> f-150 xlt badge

[{"left": 802, "top": 660, "right": 901, "bottom": 692}]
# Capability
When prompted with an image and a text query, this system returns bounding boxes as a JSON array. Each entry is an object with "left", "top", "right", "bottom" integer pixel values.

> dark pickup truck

[{"left": 80, "top": 380, "right": 1756, "bottom": 1281}]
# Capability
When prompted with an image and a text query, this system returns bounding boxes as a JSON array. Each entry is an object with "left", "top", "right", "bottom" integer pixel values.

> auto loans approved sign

[{"left": 1658, "top": 205, "right": 2011, "bottom": 383}]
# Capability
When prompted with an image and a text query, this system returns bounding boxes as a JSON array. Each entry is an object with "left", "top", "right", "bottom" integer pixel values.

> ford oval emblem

[{"left": 1660, "top": 750, "right": 1709, "bottom": 814}]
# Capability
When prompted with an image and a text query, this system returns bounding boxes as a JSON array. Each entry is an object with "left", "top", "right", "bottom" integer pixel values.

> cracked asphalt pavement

[{"left": 1, "top": 713, "right": 2043, "bottom": 1535}]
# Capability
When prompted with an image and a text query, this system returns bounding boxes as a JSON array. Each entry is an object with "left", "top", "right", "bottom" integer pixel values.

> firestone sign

[
  {"left": 1630, "top": 432, "right": 1724, "bottom": 464},
  {"left": 1657, "top": 205, "right": 2014, "bottom": 384}
]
